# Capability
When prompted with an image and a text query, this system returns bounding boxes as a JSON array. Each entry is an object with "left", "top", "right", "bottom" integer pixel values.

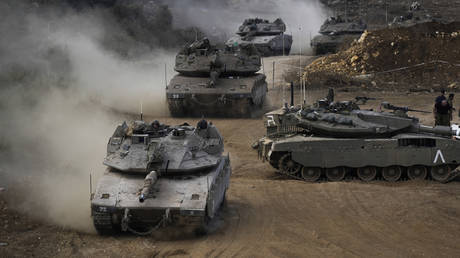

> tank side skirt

[{"left": 267, "top": 137, "right": 460, "bottom": 182}]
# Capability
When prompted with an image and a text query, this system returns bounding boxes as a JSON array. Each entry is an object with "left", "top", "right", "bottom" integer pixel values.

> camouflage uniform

[{"left": 435, "top": 100, "right": 451, "bottom": 126}]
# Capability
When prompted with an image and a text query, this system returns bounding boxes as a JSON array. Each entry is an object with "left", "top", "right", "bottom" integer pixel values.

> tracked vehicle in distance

[
  {"left": 311, "top": 16, "right": 367, "bottom": 55},
  {"left": 258, "top": 90, "right": 460, "bottom": 183},
  {"left": 389, "top": 2, "right": 441, "bottom": 28},
  {"left": 226, "top": 18, "right": 292, "bottom": 56},
  {"left": 91, "top": 119, "right": 231, "bottom": 235},
  {"left": 167, "top": 38, "right": 267, "bottom": 117}
]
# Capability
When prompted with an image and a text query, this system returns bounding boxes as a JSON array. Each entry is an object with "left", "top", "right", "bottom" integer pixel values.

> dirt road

[{"left": 2, "top": 57, "right": 460, "bottom": 257}]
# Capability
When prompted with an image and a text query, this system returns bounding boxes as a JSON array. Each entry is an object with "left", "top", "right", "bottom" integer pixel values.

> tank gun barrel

[
  {"left": 139, "top": 171, "right": 159, "bottom": 203},
  {"left": 412, "top": 125, "right": 455, "bottom": 136},
  {"left": 355, "top": 96, "right": 379, "bottom": 104},
  {"left": 381, "top": 101, "right": 430, "bottom": 113}
]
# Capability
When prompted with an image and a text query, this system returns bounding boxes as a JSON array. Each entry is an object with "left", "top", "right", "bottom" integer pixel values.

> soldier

[
  {"left": 434, "top": 89, "right": 446, "bottom": 125},
  {"left": 145, "top": 120, "right": 168, "bottom": 137},
  {"left": 435, "top": 89, "right": 446, "bottom": 104},
  {"left": 448, "top": 93, "right": 455, "bottom": 122},
  {"left": 434, "top": 99, "right": 452, "bottom": 126},
  {"left": 152, "top": 120, "right": 160, "bottom": 130}
]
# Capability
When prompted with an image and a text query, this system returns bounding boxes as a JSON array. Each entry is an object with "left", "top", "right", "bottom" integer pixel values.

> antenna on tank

[
  {"left": 282, "top": 32, "right": 285, "bottom": 56},
  {"left": 298, "top": 25, "right": 302, "bottom": 106},
  {"left": 164, "top": 63, "right": 167, "bottom": 89},
  {"left": 89, "top": 173, "right": 93, "bottom": 201},
  {"left": 140, "top": 100, "right": 143, "bottom": 121}
]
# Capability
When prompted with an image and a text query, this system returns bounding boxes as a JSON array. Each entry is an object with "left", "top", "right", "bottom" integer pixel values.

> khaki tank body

[
  {"left": 167, "top": 38, "right": 268, "bottom": 117},
  {"left": 258, "top": 89, "right": 460, "bottom": 183},
  {"left": 311, "top": 16, "right": 367, "bottom": 55},
  {"left": 225, "top": 17, "right": 292, "bottom": 57},
  {"left": 91, "top": 120, "right": 231, "bottom": 235},
  {"left": 389, "top": 2, "right": 446, "bottom": 28}
]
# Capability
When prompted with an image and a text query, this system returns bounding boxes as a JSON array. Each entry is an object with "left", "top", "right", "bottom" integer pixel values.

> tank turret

[
  {"left": 91, "top": 120, "right": 231, "bottom": 235},
  {"left": 389, "top": 2, "right": 442, "bottom": 28},
  {"left": 226, "top": 18, "right": 292, "bottom": 56},
  {"left": 258, "top": 89, "right": 460, "bottom": 183}
]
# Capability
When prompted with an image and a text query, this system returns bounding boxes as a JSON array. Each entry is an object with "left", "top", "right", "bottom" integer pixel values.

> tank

[
  {"left": 310, "top": 16, "right": 367, "bottom": 55},
  {"left": 257, "top": 90, "right": 460, "bottom": 183},
  {"left": 225, "top": 18, "right": 293, "bottom": 56},
  {"left": 91, "top": 119, "right": 231, "bottom": 235},
  {"left": 175, "top": 38, "right": 261, "bottom": 77},
  {"left": 167, "top": 38, "right": 268, "bottom": 117},
  {"left": 389, "top": 2, "right": 439, "bottom": 28}
]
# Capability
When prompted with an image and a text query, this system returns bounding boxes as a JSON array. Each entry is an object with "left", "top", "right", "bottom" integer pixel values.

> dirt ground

[{"left": 2, "top": 56, "right": 460, "bottom": 257}]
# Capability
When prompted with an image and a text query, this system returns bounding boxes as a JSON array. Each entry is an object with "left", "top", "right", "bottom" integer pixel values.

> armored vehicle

[
  {"left": 389, "top": 2, "right": 440, "bottom": 28},
  {"left": 167, "top": 38, "right": 268, "bottom": 117},
  {"left": 258, "top": 90, "right": 460, "bottom": 183},
  {"left": 91, "top": 119, "right": 231, "bottom": 235},
  {"left": 175, "top": 38, "right": 261, "bottom": 77},
  {"left": 226, "top": 18, "right": 292, "bottom": 56},
  {"left": 311, "top": 16, "right": 367, "bottom": 55}
]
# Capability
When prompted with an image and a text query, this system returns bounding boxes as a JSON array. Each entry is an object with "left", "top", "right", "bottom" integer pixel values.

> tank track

[
  {"left": 93, "top": 211, "right": 119, "bottom": 235},
  {"left": 274, "top": 153, "right": 460, "bottom": 183},
  {"left": 167, "top": 98, "right": 255, "bottom": 117},
  {"left": 276, "top": 169, "right": 460, "bottom": 183}
]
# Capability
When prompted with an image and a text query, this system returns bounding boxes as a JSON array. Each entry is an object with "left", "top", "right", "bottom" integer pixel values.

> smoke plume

[
  {"left": 0, "top": 0, "right": 329, "bottom": 233},
  {"left": 165, "top": 0, "right": 329, "bottom": 53},
  {"left": 0, "top": 1, "right": 173, "bottom": 232}
]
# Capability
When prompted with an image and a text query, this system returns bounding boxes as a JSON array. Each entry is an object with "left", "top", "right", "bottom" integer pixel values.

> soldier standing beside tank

[
  {"left": 434, "top": 89, "right": 445, "bottom": 125},
  {"left": 448, "top": 93, "right": 455, "bottom": 122},
  {"left": 434, "top": 99, "right": 452, "bottom": 126}
]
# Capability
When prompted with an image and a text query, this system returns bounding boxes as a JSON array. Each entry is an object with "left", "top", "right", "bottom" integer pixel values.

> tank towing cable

[{"left": 121, "top": 208, "right": 171, "bottom": 236}]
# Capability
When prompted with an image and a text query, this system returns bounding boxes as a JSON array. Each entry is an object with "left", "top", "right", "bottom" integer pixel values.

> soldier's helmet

[
  {"left": 197, "top": 119, "right": 208, "bottom": 130},
  {"left": 152, "top": 120, "right": 160, "bottom": 129}
]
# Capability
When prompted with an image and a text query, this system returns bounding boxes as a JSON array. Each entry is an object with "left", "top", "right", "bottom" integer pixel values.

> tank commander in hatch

[{"left": 145, "top": 120, "right": 169, "bottom": 137}]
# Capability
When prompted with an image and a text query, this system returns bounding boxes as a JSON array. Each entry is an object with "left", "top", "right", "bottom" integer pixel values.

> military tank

[
  {"left": 389, "top": 2, "right": 440, "bottom": 28},
  {"left": 167, "top": 38, "right": 268, "bottom": 117},
  {"left": 258, "top": 90, "right": 460, "bottom": 183},
  {"left": 310, "top": 16, "right": 367, "bottom": 55},
  {"left": 91, "top": 119, "right": 231, "bottom": 235},
  {"left": 225, "top": 18, "right": 292, "bottom": 57}
]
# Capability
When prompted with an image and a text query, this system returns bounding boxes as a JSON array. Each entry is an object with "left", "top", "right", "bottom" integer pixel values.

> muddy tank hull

[
  {"left": 91, "top": 156, "right": 231, "bottom": 235},
  {"left": 166, "top": 74, "right": 267, "bottom": 117},
  {"left": 226, "top": 34, "right": 292, "bottom": 57},
  {"left": 311, "top": 34, "right": 362, "bottom": 55},
  {"left": 260, "top": 134, "right": 460, "bottom": 183}
]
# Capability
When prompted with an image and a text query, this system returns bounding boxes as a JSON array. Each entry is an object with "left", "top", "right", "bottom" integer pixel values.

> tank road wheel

[
  {"left": 407, "top": 165, "right": 428, "bottom": 180},
  {"left": 357, "top": 166, "right": 377, "bottom": 182},
  {"left": 382, "top": 166, "right": 402, "bottom": 182},
  {"left": 430, "top": 165, "right": 451, "bottom": 183},
  {"left": 278, "top": 153, "right": 301, "bottom": 176},
  {"left": 301, "top": 167, "right": 321, "bottom": 182},
  {"left": 325, "top": 167, "right": 346, "bottom": 181}
]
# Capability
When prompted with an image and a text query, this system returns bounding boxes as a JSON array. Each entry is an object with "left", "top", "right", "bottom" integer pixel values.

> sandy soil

[{"left": 1, "top": 56, "right": 460, "bottom": 257}]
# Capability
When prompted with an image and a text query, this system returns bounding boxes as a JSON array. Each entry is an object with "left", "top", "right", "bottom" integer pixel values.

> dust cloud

[
  {"left": 166, "top": 0, "right": 328, "bottom": 53},
  {"left": 0, "top": 0, "right": 328, "bottom": 233},
  {"left": 0, "top": 1, "right": 173, "bottom": 233}
]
